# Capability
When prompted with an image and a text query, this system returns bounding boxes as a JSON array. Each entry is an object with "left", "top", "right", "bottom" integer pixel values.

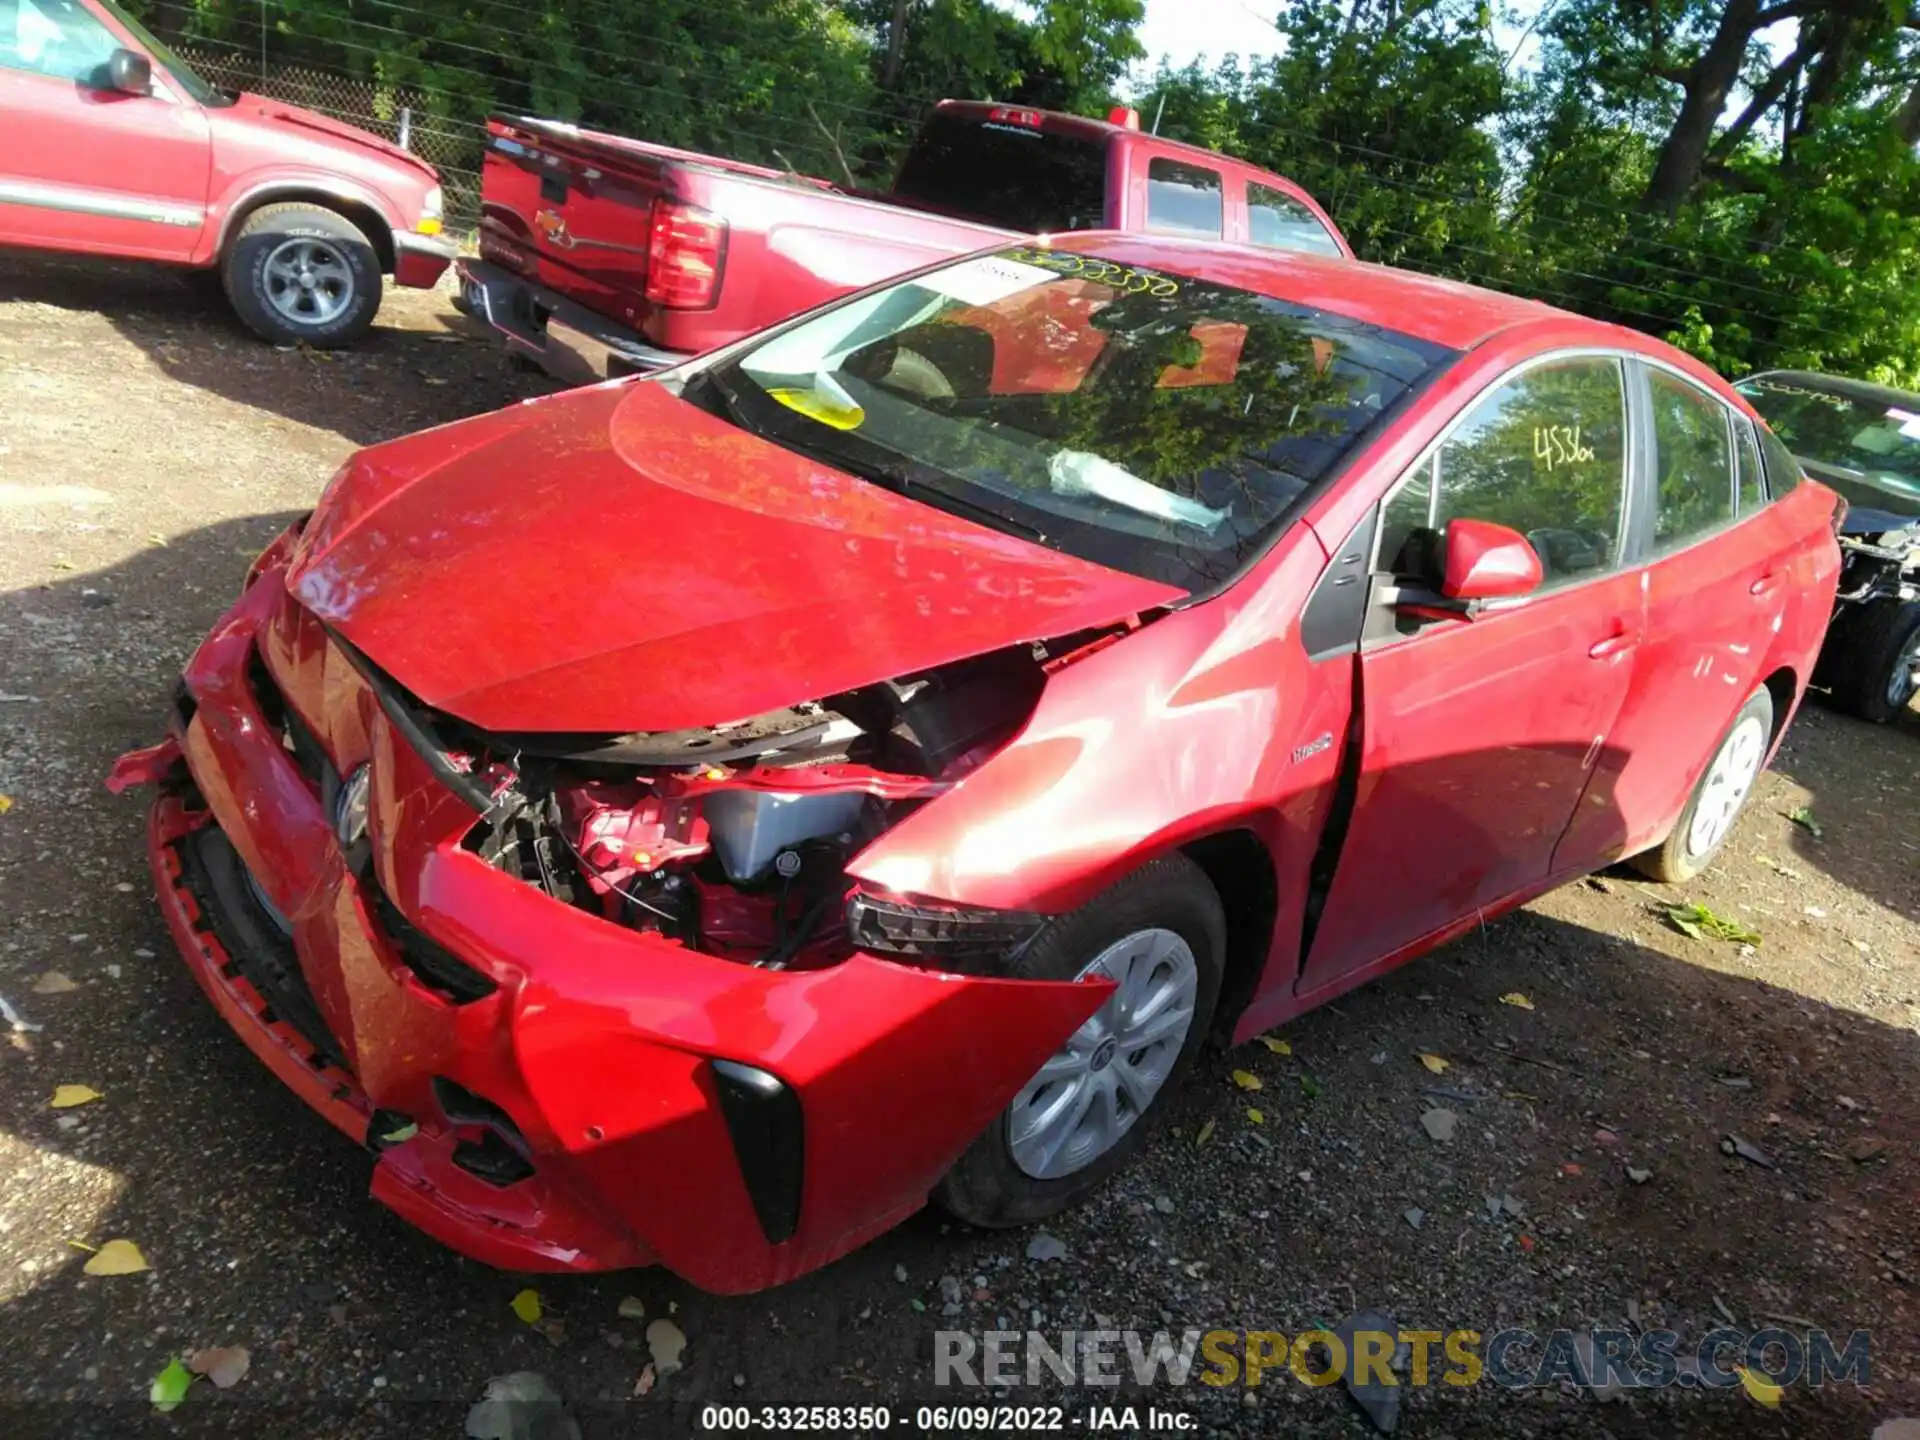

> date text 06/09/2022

[{"left": 695, "top": 1404, "right": 1195, "bottom": 1431}]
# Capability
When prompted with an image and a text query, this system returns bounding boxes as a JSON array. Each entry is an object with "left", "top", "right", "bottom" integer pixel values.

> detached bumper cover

[
  {"left": 118, "top": 562, "right": 1107, "bottom": 1292},
  {"left": 454, "top": 257, "right": 690, "bottom": 384}
]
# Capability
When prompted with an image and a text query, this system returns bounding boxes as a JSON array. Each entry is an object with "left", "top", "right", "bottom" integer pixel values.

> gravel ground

[{"left": 1, "top": 250, "right": 1917, "bottom": 1439}]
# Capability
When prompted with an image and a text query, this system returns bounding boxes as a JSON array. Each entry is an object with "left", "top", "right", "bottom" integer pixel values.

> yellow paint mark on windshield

[{"left": 767, "top": 386, "right": 865, "bottom": 431}]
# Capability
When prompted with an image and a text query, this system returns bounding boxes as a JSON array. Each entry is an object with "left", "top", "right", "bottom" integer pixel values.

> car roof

[
  {"left": 1739, "top": 369, "right": 1920, "bottom": 411},
  {"left": 1048, "top": 232, "right": 1596, "bottom": 352}
]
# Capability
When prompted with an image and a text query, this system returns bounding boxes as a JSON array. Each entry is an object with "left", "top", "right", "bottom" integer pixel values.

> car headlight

[
  {"left": 418, "top": 185, "right": 444, "bottom": 236},
  {"left": 334, "top": 763, "right": 371, "bottom": 849}
]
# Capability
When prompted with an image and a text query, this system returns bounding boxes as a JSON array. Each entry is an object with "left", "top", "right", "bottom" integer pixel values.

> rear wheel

[
  {"left": 1631, "top": 686, "right": 1774, "bottom": 884},
  {"left": 223, "top": 203, "right": 382, "bottom": 347},
  {"left": 934, "top": 855, "right": 1224, "bottom": 1228},
  {"left": 1821, "top": 598, "right": 1920, "bottom": 724}
]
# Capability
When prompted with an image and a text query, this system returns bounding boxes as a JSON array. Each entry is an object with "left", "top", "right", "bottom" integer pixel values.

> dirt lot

[{"left": 0, "top": 250, "right": 1916, "bottom": 1439}]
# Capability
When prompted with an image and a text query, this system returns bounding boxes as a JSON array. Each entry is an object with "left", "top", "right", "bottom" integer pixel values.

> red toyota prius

[{"left": 111, "top": 235, "right": 1842, "bottom": 1293}]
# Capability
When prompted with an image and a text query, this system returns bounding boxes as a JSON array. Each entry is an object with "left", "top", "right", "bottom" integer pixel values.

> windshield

[
  {"left": 1737, "top": 375, "right": 1920, "bottom": 520},
  {"left": 698, "top": 245, "right": 1456, "bottom": 593},
  {"left": 892, "top": 114, "right": 1107, "bottom": 233},
  {"left": 98, "top": 0, "right": 226, "bottom": 105}
]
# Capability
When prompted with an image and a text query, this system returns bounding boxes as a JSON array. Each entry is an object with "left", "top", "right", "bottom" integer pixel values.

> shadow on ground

[{"left": 0, "top": 250, "right": 540, "bottom": 446}]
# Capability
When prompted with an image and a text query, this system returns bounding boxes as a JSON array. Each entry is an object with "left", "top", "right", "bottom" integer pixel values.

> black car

[{"left": 1737, "top": 370, "right": 1920, "bottom": 723}]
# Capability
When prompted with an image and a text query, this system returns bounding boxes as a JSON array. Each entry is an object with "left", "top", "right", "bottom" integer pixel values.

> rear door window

[
  {"left": 892, "top": 112, "right": 1107, "bottom": 233},
  {"left": 1247, "top": 182, "right": 1342, "bottom": 257},
  {"left": 1648, "top": 370, "right": 1736, "bottom": 555},
  {"left": 1146, "top": 158, "right": 1223, "bottom": 238},
  {"left": 1378, "top": 356, "right": 1629, "bottom": 589}
]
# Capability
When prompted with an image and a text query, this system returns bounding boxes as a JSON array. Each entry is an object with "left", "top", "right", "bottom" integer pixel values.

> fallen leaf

[
  {"left": 1787, "top": 805, "right": 1823, "bottom": 840},
  {"left": 31, "top": 971, "right": 78, "bottom": 995},
  {"left": 1517, "top": 1234, "right": 1537, "bottom": 1252},
  {"left": 50, "top": 1084, "right": 102, "bottom": 1108},
  {"left": 148, "top": 532, "right": 168, "bottom": 547},
  {"left": 1299, "top": 1074, "right": 1322, "bottom": 1100},
  {"left": 1665, "top": 902, "right": 1761, "bottom": 945},
  {"left": 1561, "top": 1163, "right": 1584, "bottom": 1176},
  {"left": 1417, "top": 1053, "right": 1450, "bottom": 1074},
  {"left": 1723, "top": 1134, "right": 1776, "bottom": 1169},
  {"left": 83, "top": 1238, "right": 148, "bottom": 1275},
  {"left": 1626, "top": 1166, "right": 1652, "bottom": 1184},
  {"left": 1245, "top": 1107, "right": 1264, "bottom": 1125},
  {"left": 1230, "top": 1069, "right": 1263, "bottom": 1092},
  {"left": 1194, "top": 1118, "right": 1216, "bottom": 1148},
  {"left": 1737, "top": 1364, "right": 1784, "bottom": 1409},
  {"left": 617, "top": 1296, "right": 646, "bottom": 1320},
  {"left": 379, "top": 1121, "right": 419, "bottom": 1144},
  {"left": 1026, "top": 1233, "right": 1068, "bottom": 1263},
  {"left": 189, "top": 1345, "right": 250, "bottom": 1389},
  {"left": 633, "top": 1364, "right": 656, "bottom": 1396},
  {"left": 1257, "top": 1036, "right": 1291, "bottom": 1055},
  {"left": 150, "top": 1357, "right": 194, "bottom": 1412},
  {"left": 510, "top": 1288, "right": 543, "bottom": 1325},
  {"left": 645, "top": 1319, "right": 686, "bottom": 1375},
  {"left": 1500, "top": 992, "right": 1535, "bottom": 1010},
  {"left": 1420, "top": 1107, "right": 1458, "bottom": 1143},
  {"left": 0, "top": 794, "right": 12, "bottom": 813}
]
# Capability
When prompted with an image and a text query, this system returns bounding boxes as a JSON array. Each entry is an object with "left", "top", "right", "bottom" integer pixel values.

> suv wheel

[{"left": 223, "top": 203, "right": 381, "bottom": 347}]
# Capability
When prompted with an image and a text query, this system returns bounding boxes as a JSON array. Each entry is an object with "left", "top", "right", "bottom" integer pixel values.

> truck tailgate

[{"left": 473, "top": 114, "right": 1011, "bottom": 367}]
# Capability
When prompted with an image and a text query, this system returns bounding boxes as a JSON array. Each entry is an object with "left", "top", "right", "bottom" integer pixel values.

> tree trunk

[
  {"left": 1642, "top": 0, "right": 1764, "bottom": 213},
  {"left": 882, "top": 0, "right": 912, "bottom": 90}
]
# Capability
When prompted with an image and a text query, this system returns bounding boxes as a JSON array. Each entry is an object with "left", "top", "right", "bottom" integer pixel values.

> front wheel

[
  {"left": 1822, "top": 598, "right": 1920, "bottom": 724},
  {"left": 934, "top": 855, "right": 1224, "bottom": 1229},
  {"left": 223, "top": 203, "right": 381, "bottom": 347},
  {"left": 1631, "top": 686, "right": 1774, "bottom": 884}
]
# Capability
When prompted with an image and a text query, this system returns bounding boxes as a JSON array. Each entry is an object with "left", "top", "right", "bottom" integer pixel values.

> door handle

[
  {"left": 1588, "top": 632, "right": 1638, "bottom": 659},
  {"left": 1749, "top": 572, "right": 1784, "bottom": 598}
]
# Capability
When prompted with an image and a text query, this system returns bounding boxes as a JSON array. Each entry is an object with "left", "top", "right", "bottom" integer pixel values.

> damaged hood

[{"left": 286, "top": 381, "right": 1182, "bottom": 734}]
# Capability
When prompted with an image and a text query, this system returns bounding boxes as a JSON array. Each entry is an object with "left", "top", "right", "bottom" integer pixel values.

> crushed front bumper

[
  {"left": 454, "top": 258, "right": 690, "bottom": 385},
  {"left": 113, "top": 558, "right": 1106, "bottom": 1292}
]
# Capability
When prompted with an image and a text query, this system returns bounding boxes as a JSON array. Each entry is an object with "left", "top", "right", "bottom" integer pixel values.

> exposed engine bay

[{"left": 456, "top": 641, "right": 1086, "bottom": 969}]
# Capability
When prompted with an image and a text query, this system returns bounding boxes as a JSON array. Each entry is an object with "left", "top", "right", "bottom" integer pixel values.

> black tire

[
  {"left": 934, "top": 854, "right": 1225, "bottom": 1228},
  {"left": 1630, "top": 686, "right": 1775, "bottom": 884},
  {"left": 222, "top": 202, "right": 382, "bottom": 347},
  {"left": 1820, "top": 598, "right": 1920, "bottom": 724}
]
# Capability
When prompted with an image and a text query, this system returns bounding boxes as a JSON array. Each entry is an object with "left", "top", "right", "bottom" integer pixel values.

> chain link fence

[{"left": 175, "top": 44, "right": 486, "bottom": 228}]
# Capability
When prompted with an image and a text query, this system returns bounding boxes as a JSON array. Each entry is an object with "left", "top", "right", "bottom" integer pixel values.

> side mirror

[
  {"left": 106, "top": 48, "right": 151, "bottom": 95},
  {"left": 1391, "top": 517, "right": 1542, "bottom": 622},
  {"left": 1440, "top": 518, "right": 1543, "bottom": 601}
]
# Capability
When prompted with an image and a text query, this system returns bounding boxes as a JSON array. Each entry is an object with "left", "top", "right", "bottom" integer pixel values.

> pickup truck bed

[{"left": 460, "top": 101, "right": 1350, "bottom": 383}]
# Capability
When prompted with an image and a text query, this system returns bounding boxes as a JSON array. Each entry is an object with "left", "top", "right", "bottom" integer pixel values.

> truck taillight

[{"left": 646, "top": 200, "right": 726, "bottom": 310}]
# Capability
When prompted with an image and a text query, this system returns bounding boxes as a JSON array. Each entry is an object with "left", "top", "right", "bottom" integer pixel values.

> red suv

[
  {"left": 112, "top": 236, "right": 1842, "bottom": 1293},
  {"left": 0, "top": 0, "right": 453, "bottom": 344}
]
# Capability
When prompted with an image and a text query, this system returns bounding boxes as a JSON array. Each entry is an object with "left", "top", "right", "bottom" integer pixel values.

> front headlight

[{"left": 417, "top": 185, "right": 444, "bottom": 235}]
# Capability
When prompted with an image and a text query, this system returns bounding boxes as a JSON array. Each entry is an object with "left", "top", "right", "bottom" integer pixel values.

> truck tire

[
  {"left": 1822, "top": 597, "right": 1920, "bottom": 724},
  {"left": 934, "top": 855, "right": 1225, "bottom": 1229},
  {"left": 222, "top": 203, "right": 381, "bottom": 347}
]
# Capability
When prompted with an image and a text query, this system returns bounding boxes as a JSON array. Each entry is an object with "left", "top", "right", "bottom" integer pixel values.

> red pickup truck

[
  {"left": 0, "top": 0, "right": 455, "bottom": 346},
  {"left": 457, "top": 99, "right": 1350, "bottom": 383}
]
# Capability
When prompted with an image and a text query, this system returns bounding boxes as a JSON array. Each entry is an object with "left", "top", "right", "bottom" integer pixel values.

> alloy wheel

[{"left": 1008, "top": 927, "right": 1198, "bottom": 1181}]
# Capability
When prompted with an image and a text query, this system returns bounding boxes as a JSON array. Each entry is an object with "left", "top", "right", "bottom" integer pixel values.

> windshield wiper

[{"left": 841, "top": 455, "right": 1050, "bottom": 544}]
